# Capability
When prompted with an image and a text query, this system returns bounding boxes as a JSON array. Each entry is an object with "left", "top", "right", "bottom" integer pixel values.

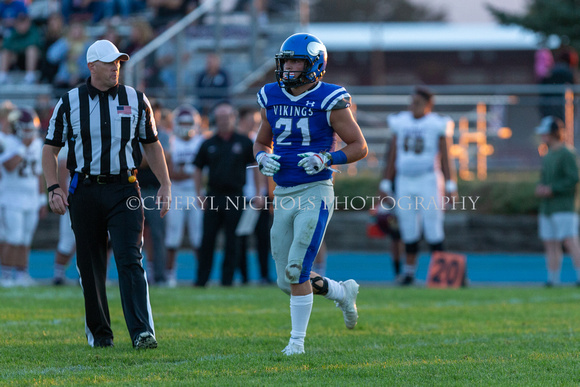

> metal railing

[{"left": 124, "top": 0, "right": 220, "bottom": 99}]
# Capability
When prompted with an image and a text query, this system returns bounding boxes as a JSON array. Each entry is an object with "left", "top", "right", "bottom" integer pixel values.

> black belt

[
  {"left": 78, "top": 170, "right": 137, "bottom": 185},
  {"left": 86, "top": 174, "right": 124, "bottom": 184}
]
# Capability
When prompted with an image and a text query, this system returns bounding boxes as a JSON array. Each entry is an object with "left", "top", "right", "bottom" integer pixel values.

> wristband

[
  {"left": 47, "top": 184, "right": 60, "bottom": 193},
  {"left": 329, "top": 150, "right": 347, "bottom": 165}
]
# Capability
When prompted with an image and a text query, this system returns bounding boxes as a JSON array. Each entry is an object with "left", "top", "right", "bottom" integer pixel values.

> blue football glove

[
  {"left": 297, "top": 152, "right": 331, "bottom": 175},
  {"left": 256, "top": 151, "right": 281, "bottom": 176}
]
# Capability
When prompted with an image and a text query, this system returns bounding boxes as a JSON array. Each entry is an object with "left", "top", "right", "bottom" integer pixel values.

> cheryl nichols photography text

[{"left": 127, "top": 195, "right": 480, "bottom": 212}]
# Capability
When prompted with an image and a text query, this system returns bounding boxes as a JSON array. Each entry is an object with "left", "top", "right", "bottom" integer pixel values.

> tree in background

[
  {"left": 487, "top": 0, "right": 580, "bottom": 51},
  {"left": 310, "top": 0, "right": 446, "bottom": 22}
]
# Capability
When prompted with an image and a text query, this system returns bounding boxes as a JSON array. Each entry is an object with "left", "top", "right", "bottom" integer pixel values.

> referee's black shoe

[{"left": 94, "top": 338, "right": 114, "bottom": 348}]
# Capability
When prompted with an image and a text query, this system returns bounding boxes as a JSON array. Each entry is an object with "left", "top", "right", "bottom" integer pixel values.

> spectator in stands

[
  {"left": 38, "top": 13, "right": 65, "bottom": 84},
  {"left": 147, "top": 0, "right": 198, "bottom": 29},
  {"left": 0, "top": 12, "right": 41, "bottom": 84},
  {"left": 61, "top": 0, "right": 107, "bottom": 23},
  {"left": 121, "top": 18, "right": 156, "bottom": 91},
  {"left": 0, "top": 0, "right": 28, "bottom": 33},
  {"left": 236, "top": 106, "right": 272, "bottom": 285},
  {"left": 535, "top": 116, "right": 580, "bottom": 287},
  {"left": 195, "top": 52, "right": 230, "bottom": 117},
  {"left": 102, "top": 0, "right": 133, "bottom": 20},
  {"left": 539, "top": 47, "right": 578, "bottom": 120},
  {"left": 46, "top": 21, "right": 90, "bottom": 90},
  {"left": 98, "top": 22, "right": 123, "bottom": 49}
]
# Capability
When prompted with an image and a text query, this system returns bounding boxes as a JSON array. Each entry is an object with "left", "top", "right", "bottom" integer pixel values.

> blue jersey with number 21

[{"left": 257, "top": 81, "right": 351, "bottom": 187}]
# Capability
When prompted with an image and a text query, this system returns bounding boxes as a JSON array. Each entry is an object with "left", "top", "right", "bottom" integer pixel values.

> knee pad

[
  {"left": 429, "top": 242, "right": 444, "bottom": 252},
  {"left": 285, "top": 263, "right": 302, "bottom": 283},
  {"left": 405, "top": 241, "right": 420, "bottom": 254},
  {"left": 310, "top": 275, "right": 328, "bottom": 295}
]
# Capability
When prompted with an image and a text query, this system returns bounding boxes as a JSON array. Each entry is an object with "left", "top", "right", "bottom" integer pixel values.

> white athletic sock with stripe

[
  {"left": 323, "top": 277, "right": 345, "bottom": 302},
  {"left": 289, "top": 293, "right": 313, "bottom": 347}
]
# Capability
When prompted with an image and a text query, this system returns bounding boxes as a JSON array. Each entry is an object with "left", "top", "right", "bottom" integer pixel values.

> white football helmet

[
  {"left": 172, "top": 104, "right": 201, "bottom": 139},
  {"left": 8, "top": 106, "right": 40, "bottom": 141}
]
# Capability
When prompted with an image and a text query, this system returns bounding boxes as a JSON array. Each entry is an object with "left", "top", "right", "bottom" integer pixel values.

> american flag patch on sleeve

[{"left": 117, "top": 106, "right": 132, "bottom": 115}]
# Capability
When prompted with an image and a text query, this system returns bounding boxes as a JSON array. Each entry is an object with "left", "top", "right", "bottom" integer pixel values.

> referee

[{"left": 41, "top": 40, "right": 172, "bottom": 349}]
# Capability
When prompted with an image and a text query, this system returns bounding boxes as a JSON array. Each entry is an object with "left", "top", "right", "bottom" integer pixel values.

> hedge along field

[
  {"left": 1, "top": 284, "right": 579, "bottom": 385},
  {"left": 334, "top": 170, "right": 541, "bottom": 214}
]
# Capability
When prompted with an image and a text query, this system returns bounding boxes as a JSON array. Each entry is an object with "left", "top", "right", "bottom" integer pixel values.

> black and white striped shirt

[{"left": 45, "top": 78, "right": 158, "bottom": 175}]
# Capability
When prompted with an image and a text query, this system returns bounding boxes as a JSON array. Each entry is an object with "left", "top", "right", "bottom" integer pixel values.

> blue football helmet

[{"left": 275, "top": 33, "right": 327, "bottom": 88}]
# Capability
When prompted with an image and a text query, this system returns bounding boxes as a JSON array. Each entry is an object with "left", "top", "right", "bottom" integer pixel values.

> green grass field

[{"left": 1, "top": 284, "right": 579, "bottom": 385}]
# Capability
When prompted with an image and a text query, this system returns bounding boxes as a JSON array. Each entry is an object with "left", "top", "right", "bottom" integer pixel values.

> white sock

[
  {"left": 548, "top": 270, "right": 560, "bottom": 284},
  {"left": 324, "top": 277, "right": 344, "bottom": 302},
  {"left": 54, "top": 263, "right": 66, "bottom": 279},
  {"left": 403, "top": 264, "right": 416, "bottom": 276},
  {"left": 289, "top": 293, "right": 313, "bottom": 347}
]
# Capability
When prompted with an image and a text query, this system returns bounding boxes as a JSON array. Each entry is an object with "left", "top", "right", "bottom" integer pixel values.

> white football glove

[
  {"left": 297, "top": 152, "right": 331, "bottom": 175},
  {"left": 256, "top": 151, "right": 281, "bottom": 176}
]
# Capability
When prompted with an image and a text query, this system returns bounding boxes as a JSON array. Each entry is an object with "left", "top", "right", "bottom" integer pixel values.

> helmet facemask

[
  {"left": 275, "top": 55, "right": 313, "bottom": 88},
  {"left": 9, "top": 108, "right": 39, "bottom": 142},
  {"left": 172, "top": 105, "right": 201, "bottom": 139}
]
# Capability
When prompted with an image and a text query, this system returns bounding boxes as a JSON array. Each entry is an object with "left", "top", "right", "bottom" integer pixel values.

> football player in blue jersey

[{"left": 253, "top": 33, "right": 368, "bottom": 356}]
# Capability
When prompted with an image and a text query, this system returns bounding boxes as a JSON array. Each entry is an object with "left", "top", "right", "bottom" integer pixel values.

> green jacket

[{"left": 539, "top": 145, "right": 579, "bottom": 215}]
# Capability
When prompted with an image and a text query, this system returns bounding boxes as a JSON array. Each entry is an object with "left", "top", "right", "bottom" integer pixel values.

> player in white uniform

[
  {"left": 254, "top": 33, "right": 368, "bottom": 355},
  {"left": 380, "top": 87, "right": 457, "bottom": 285},
  {"left": 0, "top": 107, "right": 46, "bottom": 287},
  {"left": 164, "top": 104, "right": 205, "bottom": 287},
  {"left": 52, "top": 144, "right": 76, "bottom": 285}
]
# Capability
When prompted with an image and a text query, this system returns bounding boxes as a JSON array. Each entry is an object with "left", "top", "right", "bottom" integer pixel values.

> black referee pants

[
  {"left": 69, "top": 179, "right": 154, "bottom": 346},
  {"left": 196, "top": 194, "right": 242, "bottom": 287}
]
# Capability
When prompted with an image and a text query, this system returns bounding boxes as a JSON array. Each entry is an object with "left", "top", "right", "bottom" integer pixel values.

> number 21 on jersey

[{"left": 275, "top": 117, "right": 311, "bottom": 146}]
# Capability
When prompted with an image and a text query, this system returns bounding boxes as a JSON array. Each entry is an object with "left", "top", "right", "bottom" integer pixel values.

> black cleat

[
  {"left": 134, "top": 332, "right": 157, "bottom": 349},
  {"left": 397, "top": 274, "right": 415, "bottom": 286}
]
